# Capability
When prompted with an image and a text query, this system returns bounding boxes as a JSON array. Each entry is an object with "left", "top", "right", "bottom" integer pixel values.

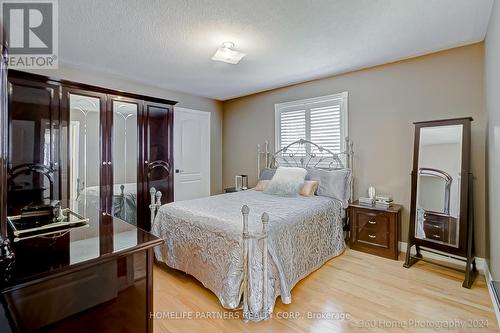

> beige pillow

[
  {"left": 300, "top": 180, "right": 319, "bottom": 197},
  {"left": 254, "top": 180, "right": 270, "bottom": 191}
]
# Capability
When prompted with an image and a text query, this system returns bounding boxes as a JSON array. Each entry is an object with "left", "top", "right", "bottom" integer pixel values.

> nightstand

[{"left": 349, "top": 200, "right": 402, "bottom": 260}]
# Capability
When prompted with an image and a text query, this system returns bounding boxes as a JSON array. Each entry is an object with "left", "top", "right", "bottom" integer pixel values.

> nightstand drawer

[
  {"left": 356, "top": 211, "right": 389, "bottom": 233},
  {"left": 356, "top": 211, "right": 389, "bottom": 247}
]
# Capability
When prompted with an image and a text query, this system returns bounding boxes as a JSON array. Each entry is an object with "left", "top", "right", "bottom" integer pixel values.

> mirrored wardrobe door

[
  {"left": 68, "top": 92, "right": 104, "bottom": 222},
  {"left": 111, "top": 99, "right": 139, "bottom": 226},
  {"left": 414, "top": 124, "right": 463, "bottom": 247}
]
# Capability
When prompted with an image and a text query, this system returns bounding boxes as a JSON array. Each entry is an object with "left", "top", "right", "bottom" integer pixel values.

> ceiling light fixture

[{"left": 211, "top": 42, "right": 246, "bottom": 65}]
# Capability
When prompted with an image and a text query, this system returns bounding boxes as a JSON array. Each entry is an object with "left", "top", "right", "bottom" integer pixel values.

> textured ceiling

[{"left": 59, "top": 0, "right": 493, "bottom": 100}]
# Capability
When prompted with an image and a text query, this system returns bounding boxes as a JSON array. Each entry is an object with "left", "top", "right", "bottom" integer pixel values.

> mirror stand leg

[
  {"left": 415, "top": 244, "right": 422, "bottom": 258},
  {"left": 463, "top": 257, "right": 477, "bottom": 289},
  {"left": 403, "top": 245, "right": 411, "bottom": 268},
  {"left": 404, "top": 241, "right": 420, "bottom": 268},
  {"left": 463, "top": 174, "right": 476, "bottom": 289}
]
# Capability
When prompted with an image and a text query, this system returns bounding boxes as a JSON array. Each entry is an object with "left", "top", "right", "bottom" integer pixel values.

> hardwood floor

[{"left": 153, "top": 249, "right": 498, "bottom": 332}]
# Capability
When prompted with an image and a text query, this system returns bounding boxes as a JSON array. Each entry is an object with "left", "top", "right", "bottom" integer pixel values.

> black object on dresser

[
  {"left": 0, "top": 213, "right": 163, "bottom": 333},
  {"left": 349, "top": 200, "right": 402, "bottom": 260}
]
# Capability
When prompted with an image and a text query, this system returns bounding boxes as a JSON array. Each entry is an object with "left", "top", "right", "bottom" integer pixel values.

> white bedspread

[{"left": 152, "top": 190, "right": 345, "bottom": 320}]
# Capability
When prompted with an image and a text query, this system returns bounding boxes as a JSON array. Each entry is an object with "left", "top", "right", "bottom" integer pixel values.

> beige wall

[
  {"left": 486, "top": 0, "right": 500, "bottom": 279},
  {"left": 25, "top": 65, "right": 224, "bottom": 195},
  {"left": 223, "top": 43, "right": 486, "bottom": 256}
]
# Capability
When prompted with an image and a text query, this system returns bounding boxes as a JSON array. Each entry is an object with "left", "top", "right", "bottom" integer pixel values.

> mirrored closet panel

[
  {"left": 65, "top": 89, "right": 175, "bottom": 231},
  {"left": 69, "top": 93, "right": 101, "bottom": 221},
  {"left": 111, "top": 99, "right": 139, "bottom": 226}
]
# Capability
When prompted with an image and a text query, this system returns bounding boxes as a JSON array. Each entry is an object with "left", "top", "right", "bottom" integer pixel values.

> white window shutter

[
  {"left": 310, "top": 102, "right": 342, "bottom": 154},
  {"left": 275, "top": 92, "right": 348, "bottom": 156},
  {"left": 278, "top": 109, "right": 306, "bottom": 151}
]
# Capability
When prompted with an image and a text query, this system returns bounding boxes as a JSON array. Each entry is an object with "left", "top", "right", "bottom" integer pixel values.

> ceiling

[{"left": 59, "top": 0, "right": 493, "bottom": 100}]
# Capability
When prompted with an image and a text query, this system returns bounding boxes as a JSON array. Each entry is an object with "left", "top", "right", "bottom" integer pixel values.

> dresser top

[
  {"left": 2, "top": 210, "right": 163, "bottom": 290},
  {"left": 349, "top": 200, "right": 402, "bottom": 213}
]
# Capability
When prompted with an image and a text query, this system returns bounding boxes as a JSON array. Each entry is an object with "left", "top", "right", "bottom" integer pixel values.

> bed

[{"left": 152, "top": 139, "right": 354, "bottom": 321}]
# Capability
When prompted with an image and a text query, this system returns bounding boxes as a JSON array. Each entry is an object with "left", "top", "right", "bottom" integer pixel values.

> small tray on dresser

[{"left": 8, "top": 209, "right": 89, "bottom": 242}]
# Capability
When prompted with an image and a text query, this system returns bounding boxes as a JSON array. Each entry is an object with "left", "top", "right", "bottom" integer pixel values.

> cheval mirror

[{"left": 404, "top": 117, "right": 476, "bottom": 288}]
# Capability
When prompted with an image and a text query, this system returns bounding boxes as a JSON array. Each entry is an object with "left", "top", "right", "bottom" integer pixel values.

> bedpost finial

[
  {"left": 156, "top": 191, "right": 162, "bottom": 200},
  {"left": 241, "top": 205, "right": 249, "bottom": 215},
  {"left": 261, "top": 212, "right": 269, "bottom": 224},
  {"left": 150, "top": 187, "right": 156, "bottom": 195}
]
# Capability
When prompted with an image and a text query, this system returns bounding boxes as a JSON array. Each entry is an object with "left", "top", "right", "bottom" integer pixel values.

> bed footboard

[{"left": 241, "top": 205, "right": 270, "bottom": 321}]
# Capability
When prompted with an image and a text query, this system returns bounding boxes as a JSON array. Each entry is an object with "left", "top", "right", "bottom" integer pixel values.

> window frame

[{"left": 274, "top": 92, "right": 349, "bottom": 154}]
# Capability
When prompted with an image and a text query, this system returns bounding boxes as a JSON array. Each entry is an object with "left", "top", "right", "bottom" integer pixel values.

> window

[{"left": 274, "top": 92, "right": 348, "bottom": 154}]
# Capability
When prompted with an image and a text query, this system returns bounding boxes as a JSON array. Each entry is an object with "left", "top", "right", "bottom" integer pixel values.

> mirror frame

[{"left": 408, "top": 117, "right": 472, "bottom": 257}]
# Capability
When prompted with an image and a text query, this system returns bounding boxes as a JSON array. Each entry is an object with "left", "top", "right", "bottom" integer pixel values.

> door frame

[{"left": 174, "top": 107, "right": 211, "bottom": 201}]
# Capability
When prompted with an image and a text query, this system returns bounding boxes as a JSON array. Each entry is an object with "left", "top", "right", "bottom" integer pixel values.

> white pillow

[{"left": 263, "top": 166, "right": 307, "bottom": 197}]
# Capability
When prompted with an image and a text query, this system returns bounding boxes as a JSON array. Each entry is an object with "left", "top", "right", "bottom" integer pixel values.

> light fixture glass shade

[{"left": 212, "top": 42, "right": 246, "bottom": 64}]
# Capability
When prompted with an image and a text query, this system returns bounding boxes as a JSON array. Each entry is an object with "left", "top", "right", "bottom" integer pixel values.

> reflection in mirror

[
  {"left": 415, "top": 125, "right": 462, "bottom": 247},
  {"left": 112, "top": 101, "right": 138, "bottom": 225},
  {"left": 69, "top": 94, "right": 101, "bottom": 220},
  {"left": 418, "top": 168, "right": 452, "bottom": 214}
]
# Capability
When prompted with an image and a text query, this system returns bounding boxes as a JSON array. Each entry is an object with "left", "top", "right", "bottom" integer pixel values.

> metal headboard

[{"left": 257, "top": 137, "right": 354, "bottom": 201}]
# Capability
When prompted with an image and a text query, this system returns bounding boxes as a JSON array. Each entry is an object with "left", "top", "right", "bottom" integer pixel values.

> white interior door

[{"left": 174, "top": 108, "right": 211, "bottom": 201}]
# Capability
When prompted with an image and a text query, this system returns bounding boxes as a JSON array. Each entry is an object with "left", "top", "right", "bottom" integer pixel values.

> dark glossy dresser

[
  {"left": 0, "top": 214, "right": 163, "bottom": 333},
  {"left": 349, "top": 200, "right": 402, "bottom": 260}
]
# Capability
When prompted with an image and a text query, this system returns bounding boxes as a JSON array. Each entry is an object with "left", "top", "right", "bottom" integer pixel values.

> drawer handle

[
  {"left": 368, "top": 220, "right": 376, "bottom": 225},
  {"left": 432, "top": 234, "right": 440, "bottom": 238},
  {"left": 432, "top": 224, "right": 441, "bottom": 229},
  {"left": 368, "top": 234, "right": 376, "bottom": 239}
]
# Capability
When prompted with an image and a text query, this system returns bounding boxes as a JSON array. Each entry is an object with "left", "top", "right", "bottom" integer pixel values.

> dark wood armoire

[{"left": 6, "top": 70, "right": 176, "bottom": 231}]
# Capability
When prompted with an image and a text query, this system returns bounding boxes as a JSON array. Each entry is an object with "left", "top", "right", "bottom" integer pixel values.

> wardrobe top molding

[{"left": 8, "top": 69, "right": 178, "bottom": 106}]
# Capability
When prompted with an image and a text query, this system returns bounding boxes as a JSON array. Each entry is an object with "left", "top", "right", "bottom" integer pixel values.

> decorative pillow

[
  {"left": 253, "top": 180, "right": 270, "bottom": 191},
  {"left": 307, "top": 169, "right": 352, "bottom": 207},
  {"left": 263, "top": 166, "right": 307, "bottom": 197},
  {"left": 259, "top": 168, "right": 276, "bottom": 180},
  {"left": 300, "top": 180, "right": 319, "bottom": 197}
]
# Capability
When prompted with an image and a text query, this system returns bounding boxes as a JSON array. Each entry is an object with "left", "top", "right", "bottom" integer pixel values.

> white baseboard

[
  {"left": 398, "top": 241, "right": 485, "bottom": 274},
  {"left": 482, "top": 260, "right": 500, "bottom": 328}
]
